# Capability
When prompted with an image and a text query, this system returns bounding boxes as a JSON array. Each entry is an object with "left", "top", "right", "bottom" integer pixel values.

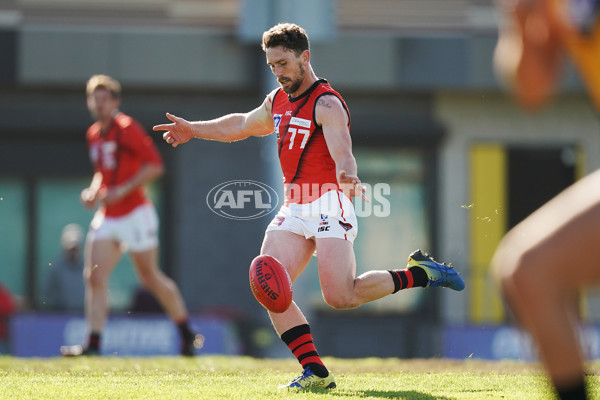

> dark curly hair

[{"left": 261, "top": 23, "right": 310, "bottom": 56}]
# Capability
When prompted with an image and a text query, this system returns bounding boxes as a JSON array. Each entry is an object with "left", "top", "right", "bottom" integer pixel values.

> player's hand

[
  {"left": 80, "top": 188, "right": 98, "bottom": 209},
  {"left": 338, "top": 170, "right": 369, "bottom": 202},
  {"left": 153, "top": 112, "right": 194, "bottom": 148}
]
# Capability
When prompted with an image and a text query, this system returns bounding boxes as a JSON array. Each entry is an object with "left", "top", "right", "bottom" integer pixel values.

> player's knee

[
  {"left": 510, "top": 249, "right": 541, "bottom": 291},
  {"left": 322, "top": 291, "right": 359, "bottom": 310},
  {"left": 496, "top": 244, "right": 543, "bottom": 306},
  {"left": 84, "top": 266, "right": 107, "bottom": 290},
  {"left": 492, "top": 239, "right": 513, "bottom": 288},
  {"left": 492, "top": 234, "right": 530, "bottom": 291}
]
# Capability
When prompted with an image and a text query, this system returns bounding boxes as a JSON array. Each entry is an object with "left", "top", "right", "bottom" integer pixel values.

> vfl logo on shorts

[
  {"left": 206, "top": 180, "right": 280, "bottom": 220},
  {"left": 319, "top": 214, "right": 329, "bottom": 226}
]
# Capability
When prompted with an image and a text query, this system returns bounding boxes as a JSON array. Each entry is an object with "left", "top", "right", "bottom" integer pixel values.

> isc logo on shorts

[{"left": 206, "top": 180, "right": 280, "bottom": 220}]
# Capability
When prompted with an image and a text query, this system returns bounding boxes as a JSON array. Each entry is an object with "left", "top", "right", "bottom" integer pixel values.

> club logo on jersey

[
  {"left": 206, "top": 180, "right": 280, "bottom": 220},
  {"left": 290, "top": 117, "right": 311, "bottom": 129}
]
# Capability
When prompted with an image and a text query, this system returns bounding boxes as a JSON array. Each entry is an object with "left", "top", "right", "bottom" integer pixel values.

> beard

[{"left": 280, "top": 64, "right": 305, "bottom": 95}]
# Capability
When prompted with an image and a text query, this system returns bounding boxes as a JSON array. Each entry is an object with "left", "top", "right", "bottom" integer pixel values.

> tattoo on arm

[{"left": 317, "top": 97, "right": 333, "bottom": 109}]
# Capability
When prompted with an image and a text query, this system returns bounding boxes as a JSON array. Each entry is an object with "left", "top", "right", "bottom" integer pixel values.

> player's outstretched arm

[{"left": 153, "top": 97, "right": 275, "bottom": 147}]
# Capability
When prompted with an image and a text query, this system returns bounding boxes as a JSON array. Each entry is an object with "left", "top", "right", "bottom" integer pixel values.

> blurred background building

[{"left": 1, "top": 0, "right": 599, "bottom": 359}]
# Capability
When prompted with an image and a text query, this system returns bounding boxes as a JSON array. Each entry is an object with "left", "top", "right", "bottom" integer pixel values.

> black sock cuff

[
  {"left": 388, "top": 270, "right": 401, "bottom": 293},
  {"left": 177, "top": 320, "right": 195, "bottom": 340},
  {"left": 556, "top": 378, "right": 587, "bottom": 400},
  {"left": 389, "top": 270, "right": 411, "bottom": 293},
  {"left": 88, "top": 332, "right": 101, "bottom": 350},
  {"left": 281, "top": 324, "right": 311, "bottom": 345}
]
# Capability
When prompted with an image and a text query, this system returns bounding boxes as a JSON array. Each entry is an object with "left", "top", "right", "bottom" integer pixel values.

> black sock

[
  {"left": 556, "top": 379, "right": 588, "bottom": 400},
  {"left": 281, "top": 324, "right": 329, "bottom": 378},
  {"left": 388, "top": 268, "right": 428, "bottom": 293},
  {"left": 410, "top": 267, "right": 428, "bottom": 287},
  {"left": 306, "top": 362, "right": 329, "bottom": 378},
  {"left": 87, "top": 332, "right": 101, "bottom": 351},
  {"left": 177, "top": 319, "right": 195, "bottom": 341}
]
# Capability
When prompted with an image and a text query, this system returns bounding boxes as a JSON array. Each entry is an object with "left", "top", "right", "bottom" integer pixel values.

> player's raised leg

[
  {"left": 315, "top": 238, "right": 464, "bottom": 311},
  {"left": 259, "top": 231, "right": 336, "bottom": 389},
  {"left": 316, "top": 238, "right": 391, "bottom": 309}
]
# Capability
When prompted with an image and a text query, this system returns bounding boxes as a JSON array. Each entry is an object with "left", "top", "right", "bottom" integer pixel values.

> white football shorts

[
  {"left": 266, "top": 190, "right": 358, "bottom": 243},
  {"left": 88, "top": 203, "right": 159, "bottom": 252}
]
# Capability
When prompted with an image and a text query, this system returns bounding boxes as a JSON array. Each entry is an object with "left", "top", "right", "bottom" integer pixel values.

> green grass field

[{"left": 1, "top": 355, "right": 598, "bottom": 399}]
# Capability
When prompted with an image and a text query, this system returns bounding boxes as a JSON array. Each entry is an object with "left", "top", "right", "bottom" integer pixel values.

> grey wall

[{"left": 10, "top": 25, "right": 506, "bottom": 91}]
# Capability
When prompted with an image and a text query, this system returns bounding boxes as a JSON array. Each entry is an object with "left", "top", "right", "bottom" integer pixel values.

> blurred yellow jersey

[{"left": 558, "top": 0, "right": 600, "bottom": 110}]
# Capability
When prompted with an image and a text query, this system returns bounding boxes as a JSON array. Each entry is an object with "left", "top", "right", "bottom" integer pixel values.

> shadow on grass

[{"left": 303, "top": 388, "right": 453, "bottom": 399}]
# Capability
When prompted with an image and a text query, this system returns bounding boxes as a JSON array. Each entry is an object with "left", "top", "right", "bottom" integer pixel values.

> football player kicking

[{"left": 154, "top": 23, "right": 465, "bottom": 389}]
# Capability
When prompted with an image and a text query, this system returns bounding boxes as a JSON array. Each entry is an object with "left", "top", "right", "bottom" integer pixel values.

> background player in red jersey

[
  {"left": 492, "top": 1, "right": 600, "bottom": 399},
  {"left": 62, "top": 75, "right": 197, "bottom": 356},
  {"left": 154, "top": 23, "right": 464, "bottom": 389}
]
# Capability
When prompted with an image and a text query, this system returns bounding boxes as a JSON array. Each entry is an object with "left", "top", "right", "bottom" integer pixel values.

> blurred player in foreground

[
  {"left": 492, "top": 0, "right": 600, "bottom": 399},
  {"left": 61, "top": 74, "right": 197, "bottom": 356},
  {"left": 154, "top": 23, "right": 465, "bottom": 389}
]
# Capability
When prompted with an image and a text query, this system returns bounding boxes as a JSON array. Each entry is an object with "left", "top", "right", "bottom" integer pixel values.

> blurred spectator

[
  {"left": 0, "top": 282, "right": 17, "bottom": 353},
  {"left": 42, "top": 223, "right": 85, "bottom": 311}
]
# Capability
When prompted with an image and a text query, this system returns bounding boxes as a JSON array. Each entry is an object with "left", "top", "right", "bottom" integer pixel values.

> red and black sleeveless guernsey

[
  {"left": 271, "top": 79, "right": 350, "bottom": 205},
  {"left": 87, "top": 112, "right": 163, "bottom": 217}
]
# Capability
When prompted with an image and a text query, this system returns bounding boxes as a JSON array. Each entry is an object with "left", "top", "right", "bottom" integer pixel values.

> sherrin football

[{"left": 249, "top": 255, "right": 293, "bottom": 313}]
